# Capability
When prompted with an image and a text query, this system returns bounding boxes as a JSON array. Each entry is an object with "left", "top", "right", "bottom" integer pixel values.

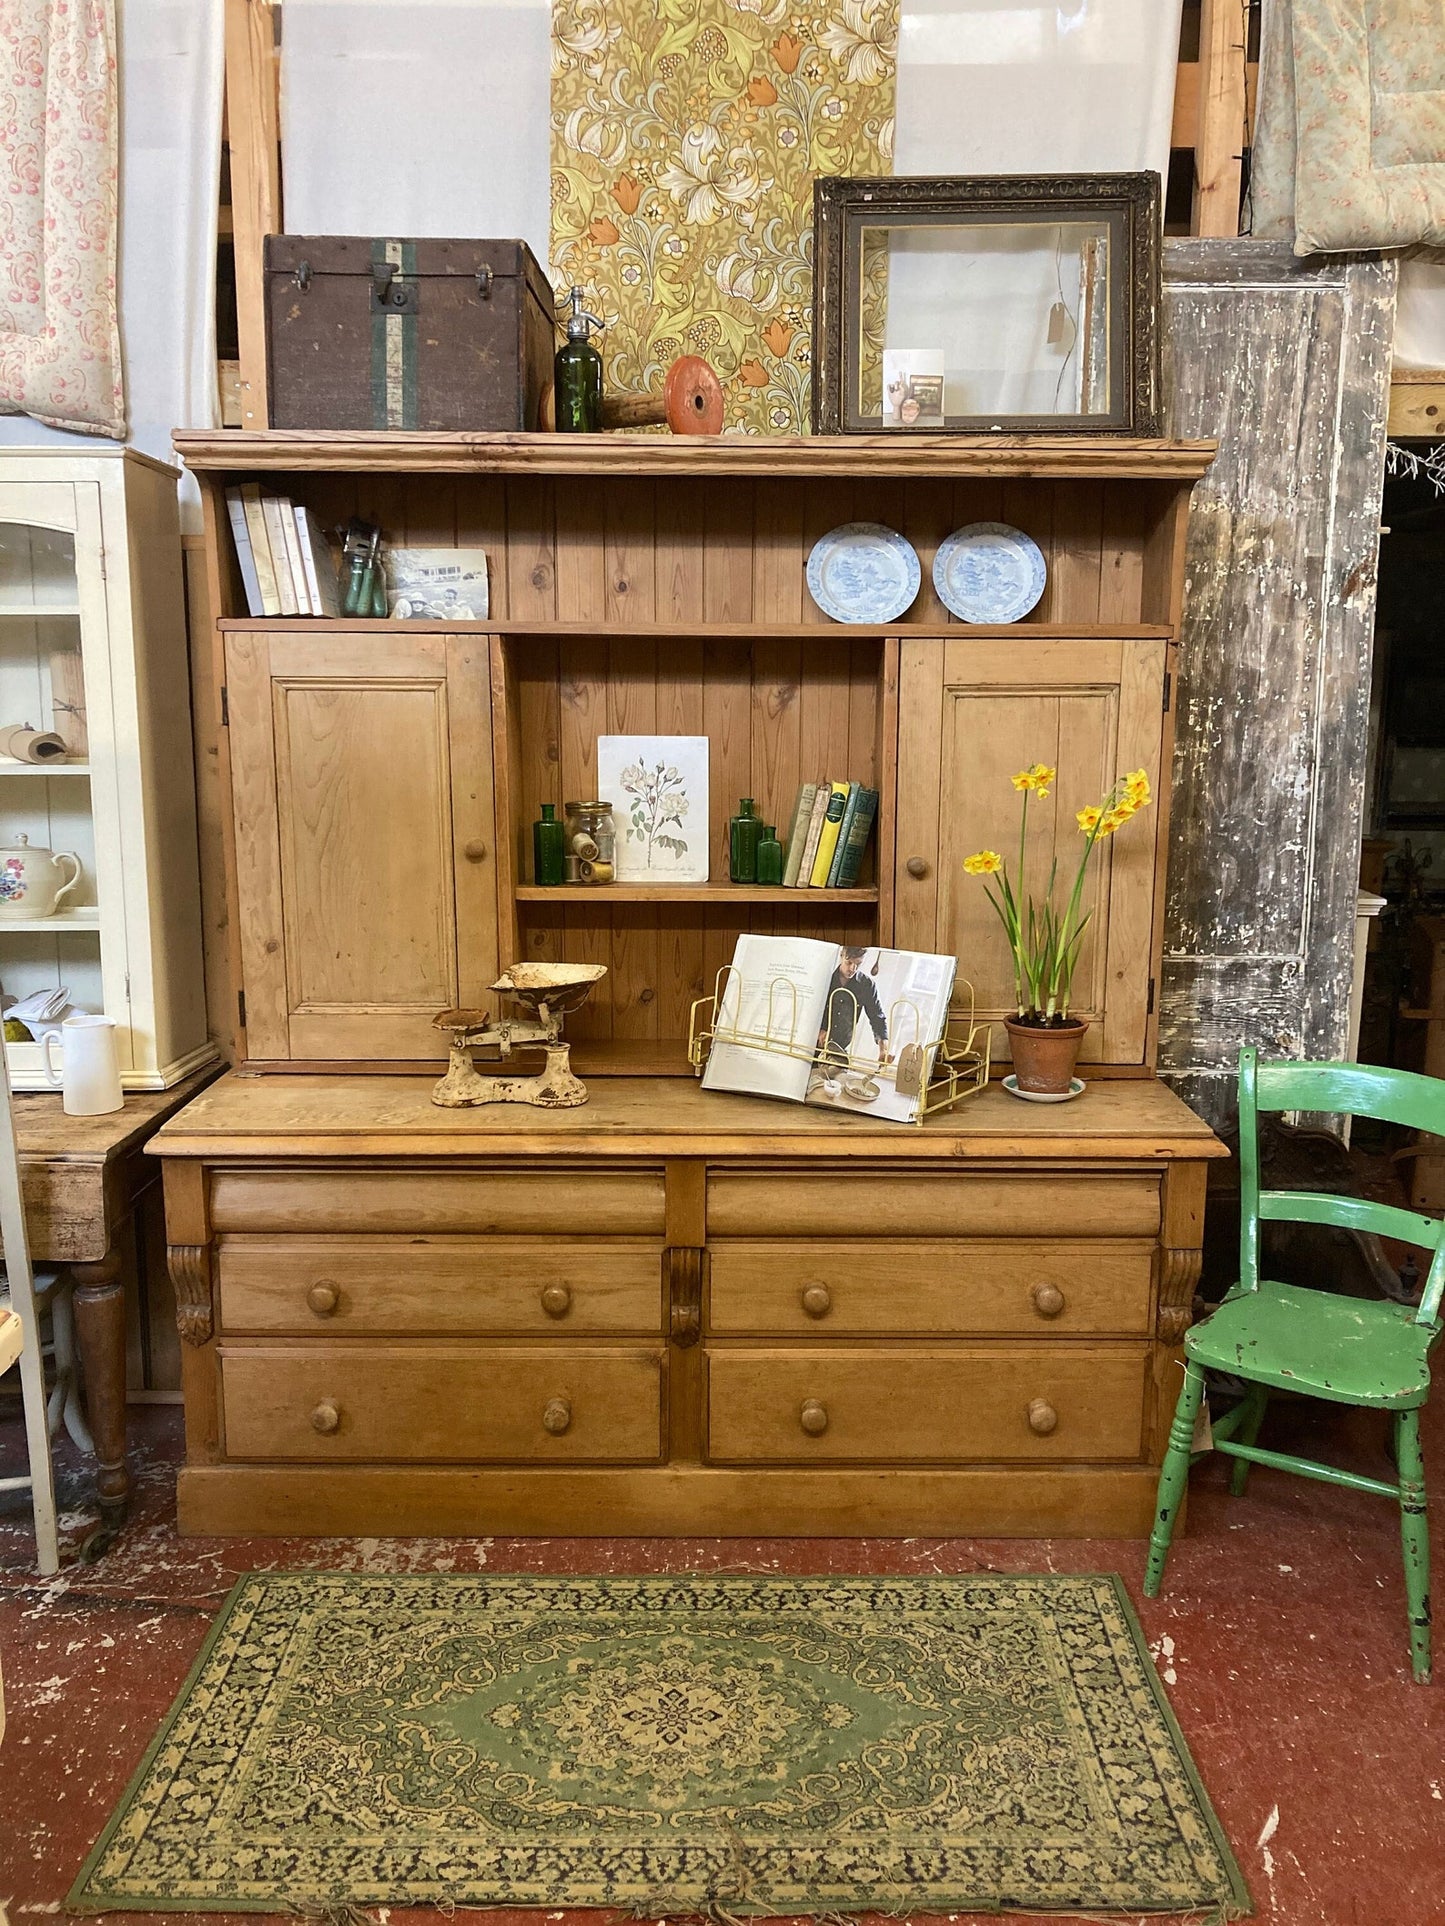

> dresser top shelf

[
  {"left": 150, "top": 1072, "right": 1225, "bottom": 1163},
  {"left": 174, "top": 430, "right": 1218, "bottom": 482}
]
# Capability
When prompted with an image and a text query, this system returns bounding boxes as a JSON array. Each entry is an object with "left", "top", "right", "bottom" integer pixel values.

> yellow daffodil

[
  {"left": 1076, "top": 805, "right": 1102, "bottom": 834},
  {"left": 1011, "top": 762, "right": 1056, "bottom": 796},
  {"left": 1098, "top": 806, "right": 1132, "bottom": 837},
  {"left": 963, "top": 850, "right": 1003, "bottom": 875},
  {"left": 1124, "top": 768, "right": 1151, "bottom": 806}
]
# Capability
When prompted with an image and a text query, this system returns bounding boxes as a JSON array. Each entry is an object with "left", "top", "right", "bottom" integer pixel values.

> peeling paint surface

[{"left": 1, "top": 1401, "right": 1443, "bottom": 1924}]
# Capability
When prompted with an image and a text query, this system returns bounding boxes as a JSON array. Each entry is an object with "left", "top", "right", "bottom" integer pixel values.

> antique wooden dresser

[{"left": 161, "top": 428, "right": 1220, "bottom": 1537}]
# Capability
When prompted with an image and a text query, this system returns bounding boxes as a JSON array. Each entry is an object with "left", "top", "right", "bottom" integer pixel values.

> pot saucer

[{"left": 1003, "top": 1073, "right": 1085, "bottom": 1103}]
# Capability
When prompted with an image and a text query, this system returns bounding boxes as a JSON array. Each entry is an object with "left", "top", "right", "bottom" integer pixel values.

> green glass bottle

[
  {"left": 533, "top": 803, "right": 566, "bottom": 886},
  {"left": 554, "top": 288, "right": 604, "bottom": 433},
  {"left": 756, "top": 822, "right": 783, "bottom": 885},
  {"left": 729, "top": 797, "right": 763, "bottom": 883}
]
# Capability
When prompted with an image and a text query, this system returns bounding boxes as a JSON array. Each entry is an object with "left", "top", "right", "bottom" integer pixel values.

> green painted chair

[{"left": 1145, "top": 1047, "right": 1445, "bottom": 1684}]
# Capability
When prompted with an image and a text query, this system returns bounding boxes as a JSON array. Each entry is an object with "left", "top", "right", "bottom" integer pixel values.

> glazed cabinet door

[
  {"left": 894, "top": 636, "right": 1168, "bottom": 1066},
  {"left": 226, "top": 630, "right": 497, "bottom": 1061}
]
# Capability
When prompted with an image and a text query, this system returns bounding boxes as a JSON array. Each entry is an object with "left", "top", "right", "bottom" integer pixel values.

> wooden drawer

[
  {"left": 708, "top": 1240, "right": 1154, "bottom": 1336},
  {"left": 706, "top": 1346, "right": 1146, "bottom": 1463},
  {"left": 707, "top": 1171, "right": 1160, "bottom": 1240},
  {"left": 217, "top": 1236, "right": 664, "bottom": 1335},
  {"left": 220, "top": 1345, "right": 664, "bottom": 1462},
  {"left": 208, "top": 1167, "right": 664, "bottom": 1236}
]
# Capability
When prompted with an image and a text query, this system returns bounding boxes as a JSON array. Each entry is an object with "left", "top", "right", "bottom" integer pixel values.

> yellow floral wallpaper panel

[{"left": 551, "top": 0, "right": 897, "bottom": 434}]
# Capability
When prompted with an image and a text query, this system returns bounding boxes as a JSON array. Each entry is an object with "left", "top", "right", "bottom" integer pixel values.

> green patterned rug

[{"left": 71, "top": 1572, "right": 1248, "bottom": 1917}]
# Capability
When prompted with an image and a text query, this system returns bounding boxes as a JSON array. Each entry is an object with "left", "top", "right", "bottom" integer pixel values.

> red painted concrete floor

[{"left": 2, "top": 1399, "right": 1443, "bottom": 1926}]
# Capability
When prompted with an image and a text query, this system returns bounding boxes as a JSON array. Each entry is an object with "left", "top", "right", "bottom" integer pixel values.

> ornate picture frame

[{"left": 812, "top": 173, "right": 1162, "bottom": 437}]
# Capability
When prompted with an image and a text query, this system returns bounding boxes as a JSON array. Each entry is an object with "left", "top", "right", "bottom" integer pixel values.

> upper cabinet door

[
  {"left": 226, "top": 631, "right": 497, "bottom": 1061},
  {"left": 894, "top": 636, "right": 1168, "bottom": 1066}
]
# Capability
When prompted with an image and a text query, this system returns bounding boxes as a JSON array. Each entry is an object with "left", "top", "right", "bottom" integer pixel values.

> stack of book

[
  {"left": 226, "top": 483, "right": 340, "bottom": 618},
  {"left": 780, "top": 780, "right": 879, "bottom": 888}
]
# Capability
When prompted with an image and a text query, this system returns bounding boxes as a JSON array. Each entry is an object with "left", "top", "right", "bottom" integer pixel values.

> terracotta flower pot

[{"left": 1004, "top": 1015, "right": 1089, "bottom": 1095}]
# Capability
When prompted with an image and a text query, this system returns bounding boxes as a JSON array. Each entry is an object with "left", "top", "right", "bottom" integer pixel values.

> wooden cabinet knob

[
  {"left": 801, "top": 1283, "right": 832, "bottom": 1319},
  {"left": 540, "top": 1283, "right": 572, "bottom": 1319},
  {"left": 307, "top": 1281, "right": 339, "bottom": 1316},
  {"left": 542, "top": 1397, "right": 572, "bottom": 1435},
  {"left": 1031, "top": 1281, "right": 1065, "bottom": 1319},
  {"left": 905, "top": 856, "right": 929, "bottom": 879},
  {"left": 800, "top": 1398, "right": 829, "bottom": 1436},
  {"left": 1027, "top": 1397, "right": 1058, "bottom": 1436},
  {"left": 310, "top": 1400, "right": 340, "bottom": 1434},
  {"left": 463, "top": 839, "right": 488, "bottom": 863}
]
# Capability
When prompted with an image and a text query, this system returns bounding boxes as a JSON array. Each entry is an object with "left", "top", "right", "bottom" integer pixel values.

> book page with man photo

[{"left": 805, "top": 944, "right": 957, "bottom": 1122}]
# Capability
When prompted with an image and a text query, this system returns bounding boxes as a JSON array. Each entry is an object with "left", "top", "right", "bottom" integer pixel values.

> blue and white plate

[
  {"left": 934, "top": 522, "right": 1046, "bottom": 624},
  {"left": 806, "top": 523, "right": 921, "bottom": 625}
]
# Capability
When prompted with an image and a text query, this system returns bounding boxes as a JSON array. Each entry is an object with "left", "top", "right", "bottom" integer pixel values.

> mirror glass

[{"left": 856, "top": 219, "right": 1114, "bottom": 424}]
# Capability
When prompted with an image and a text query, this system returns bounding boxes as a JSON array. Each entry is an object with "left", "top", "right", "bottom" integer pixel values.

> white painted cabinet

[{"left": 0, "top": 450, "right": 214, "bottom": 1089}]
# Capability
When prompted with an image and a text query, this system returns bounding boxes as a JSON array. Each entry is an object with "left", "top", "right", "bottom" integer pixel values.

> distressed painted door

[
  {"left": 1160, "top": 244, "right": 1395, "bottom": 1124},
  {"left": 225, "top": 630, "right": 497, "bottom": 1060},
  {"left": 895, "top": 634, "right": 1169, "bottom": 1065}
]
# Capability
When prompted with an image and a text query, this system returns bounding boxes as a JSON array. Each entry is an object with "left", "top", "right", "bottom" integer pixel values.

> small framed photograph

[
  {"left": 384, "top": 547, "right": 489, "bottom": 620},
  {"left": 597, "top": 735, "right": 710, "bottom": 884},
  {"left": 882, "top": 350, "right": 946, "bottom": 427}
]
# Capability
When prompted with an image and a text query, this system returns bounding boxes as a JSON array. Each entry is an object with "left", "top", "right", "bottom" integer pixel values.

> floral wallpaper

[{"left": 551, "top": 0, "right": 897, "bottom": 434}]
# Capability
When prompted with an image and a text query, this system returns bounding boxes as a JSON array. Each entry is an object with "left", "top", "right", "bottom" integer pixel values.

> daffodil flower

[{"left": 963, "top": 850, "right": 1002, "bottom": 875}]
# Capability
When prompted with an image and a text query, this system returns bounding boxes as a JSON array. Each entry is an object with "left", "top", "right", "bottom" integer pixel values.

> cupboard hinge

[
  {"left": 237, "top": 989, "right": 246, "bottom": 1032},
  {"left": 220, "top": 684, "right": 229, "bottom": 726},
  {"left": 1162, "top": 670, "right": 1172, "bottom": 714},
  {"left": 1147, "top": 975, "right": 1156, "bottom": 1016}
]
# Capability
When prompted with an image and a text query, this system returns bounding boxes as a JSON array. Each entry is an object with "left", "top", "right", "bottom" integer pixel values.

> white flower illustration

[
  {"left": 820, "top": 0, "right": 896, "bottom": 85},
  {"left": 658, "top": 125, "right": 772, "bottom": 226}
]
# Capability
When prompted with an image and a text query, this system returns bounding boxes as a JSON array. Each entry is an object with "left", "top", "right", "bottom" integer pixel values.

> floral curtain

[
  {"left": 551, "top": 0, "right": 897, "bottom": 435},
  {"left": 0, "top": 0, "right": 124, "bottom": 437}
]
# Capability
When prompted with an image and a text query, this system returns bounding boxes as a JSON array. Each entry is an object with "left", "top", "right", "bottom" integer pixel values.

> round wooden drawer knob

[
  {"left": 801, "top": 1283, "right": 832, "bottom": 1319},
  {"left": 540, "top": 1284, "right": 572, "bottom": 1319},
  {"left": 464, "top": 839, "right": 488, "bottom": 863},
  {"left": 543, "top": 1397, "right": 572, "bottom": 1435},
  {"left": 307, "top": 1281, "right": 339, "bottom": 1316},
  {"left": 1031, "top": 1282, "right": 1065, "bottom": 1319},
  {"left": 310, "top": 1400, "right": 340, "bottom": 1435},
  {"left": 905, "top": 856, "right": 930, "bottom": 879},
  {"left": 1027, "top": 1398, "right": 1058, "bottom": 1436},
  {"left": 800, "top": 1398, "right": 829, "bottom": 1437}
]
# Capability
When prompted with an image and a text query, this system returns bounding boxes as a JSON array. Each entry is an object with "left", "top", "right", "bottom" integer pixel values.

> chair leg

[
  {"left": 1396, "top": 1408, "right": 1432, "bottom": 1686},
  {"left": 1228, "top": 1386, "right": 1270, "bottom": 1497},
  {"left": 1145, "top": 1361, "right": 1206, "bottom": 1599}
]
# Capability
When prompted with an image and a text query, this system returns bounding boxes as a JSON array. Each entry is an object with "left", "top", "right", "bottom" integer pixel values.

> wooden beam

[
  {"left": 1389, "top": 372, "right": 1445, "bottom": 439},
  {"left": 223, "top": 0, "right": 280, "bottom": 430},
  {"left": 1171, "top": 59, "right": 1258, "bottom": 153},
  {"left": 1192, "top": 0, "right": 1248, "bottom": 237}
]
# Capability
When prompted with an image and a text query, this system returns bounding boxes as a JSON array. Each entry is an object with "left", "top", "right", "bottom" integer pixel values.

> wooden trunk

[{"left": 264, "top": 238, "right": 555, "bottom": 433}]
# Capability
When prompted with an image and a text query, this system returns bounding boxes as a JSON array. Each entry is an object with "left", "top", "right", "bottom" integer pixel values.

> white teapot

[{"left": 0, "top": 832, "right": 81, "bottom": 918}]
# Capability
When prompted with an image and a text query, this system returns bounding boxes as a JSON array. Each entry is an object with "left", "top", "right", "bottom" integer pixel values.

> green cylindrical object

[
  {"left": 729, "top": 797, "right": 763, "bottom": 883},
  {"left": 554, "top": 288, "right": 605, "bottom": 433},
  {"left": 756, "top": 823, "right": 783, "bottom": 885},
  {"left": 533, "top": 803, "right": 566, "bottom": 886}
]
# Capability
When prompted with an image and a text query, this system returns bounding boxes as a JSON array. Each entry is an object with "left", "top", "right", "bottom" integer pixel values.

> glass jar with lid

[{"left": 563, "top": 800, "right": 616, "bottom": 883}]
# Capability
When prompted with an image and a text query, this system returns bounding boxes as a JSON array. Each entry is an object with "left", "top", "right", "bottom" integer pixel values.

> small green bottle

[
  {"left": 756, "top": 822, "right": 783, "bottom": 885},
  {"left": 533, "top": 803, "right": 566, "bottom": 886},
  {"left": 554, "top": 288, "right": 604, "bottom": 433},
  {"left": 729, "top": 797, "right": 763, "bottom": 883}
]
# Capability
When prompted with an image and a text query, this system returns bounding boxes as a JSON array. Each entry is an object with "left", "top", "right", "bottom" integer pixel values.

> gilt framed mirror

[{"left": 812, "top": 173, "right": 1162, "bottom": 436}]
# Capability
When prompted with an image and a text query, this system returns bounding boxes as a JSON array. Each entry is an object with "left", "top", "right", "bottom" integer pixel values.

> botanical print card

[{"left": 597, "top": 735, "right": 709, "bottom": 884}]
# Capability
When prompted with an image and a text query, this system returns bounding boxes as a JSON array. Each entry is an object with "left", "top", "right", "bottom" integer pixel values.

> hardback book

[
  {"left": 226, "top": 487, "right": 265, "bottom": 618},
  {"left": 239, "top": 483, "right": 280, "bottom": 615},
  {"left": 701, "top": 932, "right": 957, "bottom": 1124},
  {"left": 831, "top": 787, "right": 879, "bottom": 887},
  {"left": 277, "top": 498, "right": 312, "bottom": 614},
  {"left": 260, "top": 495, "right": 300, "bottom": 615},
  {"left": 792, "top": 783, "right": 831, "bottom": 888},
  {"left": 294, "top": 506, "right": 341, "bottom": 617},
  {"left": 808, "top": 780, "right": 851, "bottom": 886},
  {"left": 781, "top": 781, "right": 817, "bottom": 888}
]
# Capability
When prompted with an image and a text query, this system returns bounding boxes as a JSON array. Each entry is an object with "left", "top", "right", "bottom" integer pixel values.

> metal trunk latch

[
  {"left": 292, "top": 259, "right": 312, "bottom": 292},
  {"left": 475, "top": 266, "right": 494, "bottom": 300},
  {"left": 370, "top": 262, "right": 419, "bottom": 313}
]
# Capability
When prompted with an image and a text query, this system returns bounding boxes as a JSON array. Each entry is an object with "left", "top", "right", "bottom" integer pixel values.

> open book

[{"left": 701, "top": 933, "right": 957, "bottom": 1123}]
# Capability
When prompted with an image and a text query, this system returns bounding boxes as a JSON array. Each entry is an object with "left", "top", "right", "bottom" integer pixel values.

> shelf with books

[{"left": 514, "top": 884, "right": 879, "bottom": 905}]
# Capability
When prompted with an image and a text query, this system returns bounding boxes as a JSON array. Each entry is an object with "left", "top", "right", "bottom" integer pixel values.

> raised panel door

[
  {"left": 227, "top": 630, "right": 496, "bottom": 1060},
  {"left": 894, "top": 636, "right": 1167, "bottom": 1065}
]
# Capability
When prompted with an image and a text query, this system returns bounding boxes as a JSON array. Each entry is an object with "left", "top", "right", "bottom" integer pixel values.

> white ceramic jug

[
  {"left": 40, "top": 1013, "right": 123, "bottom": 1115},
  {"left": 0, "top": 832, "right": 81, "bottom": 918}
]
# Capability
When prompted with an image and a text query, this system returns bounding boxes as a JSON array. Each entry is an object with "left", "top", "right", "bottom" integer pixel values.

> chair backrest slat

[{"left": 1237, "top": 1048, "right": 1445, "bottom": 1327}]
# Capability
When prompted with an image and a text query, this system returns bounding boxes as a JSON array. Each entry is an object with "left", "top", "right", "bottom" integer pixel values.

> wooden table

[
  {"left": 3, "top": 1071, "right": 217, "bottom": 1532},
  {"left": 154, "top": 1072, "right": 1225, "bottom": 1541}
]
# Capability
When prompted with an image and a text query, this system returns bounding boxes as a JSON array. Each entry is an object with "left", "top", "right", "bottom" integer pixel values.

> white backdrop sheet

[{"left": 0, "top": 0, "right": 224, "bottom": 519}]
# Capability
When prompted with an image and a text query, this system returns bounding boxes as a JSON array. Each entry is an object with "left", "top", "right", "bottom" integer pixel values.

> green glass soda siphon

[{"left": 554, "top": 289, "right": 604, "bottom": 433}]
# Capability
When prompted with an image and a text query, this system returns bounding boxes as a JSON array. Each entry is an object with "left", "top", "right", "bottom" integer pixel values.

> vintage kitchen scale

[{"left": 431, "top": 963, "right": 606, "bottom": 1108}]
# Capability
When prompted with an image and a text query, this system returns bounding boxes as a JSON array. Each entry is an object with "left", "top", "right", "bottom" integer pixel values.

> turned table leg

[{"left": 71, "top": 1247, "right": 130, "bottom": 1532}]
